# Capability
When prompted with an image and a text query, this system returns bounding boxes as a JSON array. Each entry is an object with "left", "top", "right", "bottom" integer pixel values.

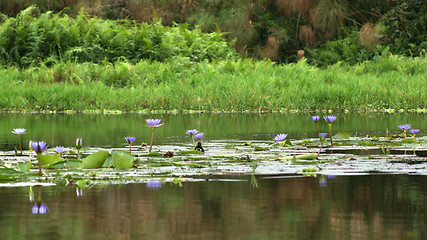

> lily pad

[
  {"left": 39, "top": 154, "right": 62, "bottom": 166},
  {"left": 280, "top": 153, "right": 317, "bottom": 161},
  {"left": 80, "top": 150, "right": 109, "bottom": 169},
  {"left": 334, "top": 131, "right": 351, "bottom": 140},
  {"left": 113, "top": 151, "right": 134, "bottom": 169},
  {"left": 179, "top": 150, "right": 204, "bottom": 155},
  {"left": 47, "top": 160, "right": 82, "bottom": 169}
]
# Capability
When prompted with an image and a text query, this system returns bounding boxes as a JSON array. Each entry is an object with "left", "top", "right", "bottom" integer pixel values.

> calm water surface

[
  {"left": 0, "top": 175, "right": 426, "bottom": 240},
  {"left": 0, "top": 113, "right": 426, "bottom": 150}
]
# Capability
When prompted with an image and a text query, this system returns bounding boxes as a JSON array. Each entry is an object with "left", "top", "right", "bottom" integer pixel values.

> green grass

[{"left": 1, "top": 55, "right": 425, "bottom": 112}]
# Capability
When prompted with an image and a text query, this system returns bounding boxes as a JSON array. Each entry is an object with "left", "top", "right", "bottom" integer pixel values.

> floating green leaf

[
  {"left": 39, "top": 154, "right": 62, "bottom": 166},
  {"left": 179, "top": 150, "right": 204, "bottom": 155},
  {"left": 334, "top": 131, "right": 351, "bottom": 140},
  {"left": 47, "top": 160, "right": 82, "bottom": 169},
  {"left": 280, "top": 153, "right": 317, "bottom": 161},
  {"left": 113, "top": 151, "right": 134, "bottom": 169},
  {"left": 17, "top": 162, "right": 31, "bottom": 172},
  {"left": 80, "top": 150, "right": 110, "bottom": 169}
]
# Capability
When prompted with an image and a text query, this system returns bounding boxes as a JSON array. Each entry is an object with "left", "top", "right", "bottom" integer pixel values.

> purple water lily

[
  {"left": 31, "top": 141, "right": 48, "bottom": 154},
  {"left": 323, "top": 116, "right": 336, "bottom": 147},
  {"left": 12, "top": 128, "right": 26, "bottom": 155},
  {"left": 125, "top": 137, "right": 136, "bottom": 154},
  {"left": 146, "top": 119, "right": 164, "bottom": 128},
  {"left": 76, "top": 138, "right": 82, "bottom": 149},
  {"left": 312, "top": 116, "right": 320, "bottom": 123},
  {"left": 409, "top": 129, "right": 420, "bottom": 140},
  {"left": 320, "top": 133, "right": 327, "bottom": 139},
  {"left": 186, "top": 129, "right": 198, "bottom": 135},
  {"left": 186, "top": 129, "right": 199, "bottom": 147},
  {"left": 146, "top": 119, "right": 164, "bottom": 153},
  {"left": 125, "top": 137, "right": 136, "bottom": 144},
  {"left": 398, "top": 124, "right": 411, "bottom": 138},
  {"left": 323, "top": 115, "right": 337, "bottom": 124},
  {"left": 273, "top": 134, "right": 287, "bottom": 142},
  {"left": 52, "top": 146, "right": 66, "bottom": 156},
  {"left": 194, "top": 132, "right": 205, "bottom": 140},
  {"left": 12, "top": 128, "right": 26, "bottom": 135}
]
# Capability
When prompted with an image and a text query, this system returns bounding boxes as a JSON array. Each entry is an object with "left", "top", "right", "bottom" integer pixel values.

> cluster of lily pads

[{"left": 8, "top": 115, "right": 424, "bottom": 180}]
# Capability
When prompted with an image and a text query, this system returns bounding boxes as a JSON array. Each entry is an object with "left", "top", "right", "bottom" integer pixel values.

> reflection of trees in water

[{"left": 0, "top": 175, "right": 425, "bottom": 239}]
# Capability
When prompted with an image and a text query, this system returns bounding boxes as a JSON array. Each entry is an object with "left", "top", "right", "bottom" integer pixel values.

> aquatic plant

[
  {"left": 409, "top": 129, "right": 419, "bottom": 141},
  {"left": 125, "top": 137, "right": 136, "bottom": 154},
  {"left": 12, "top": 128, "right": 26, "bottom": 155},
  {"left": 186, "top": 129, "right": 198, "bottom": 147},
  {"left": 31, "top": 141, "right": 48, "bottom": 176},
  {"left": 194, "top": 132, "right": 205, "bottom": 148},
  {"left": 323, "top": 116, "right": 336, "bottom": 147},
  {"left": 76, "top": 138, "right": 83, "bottom": 160},
  {"left": 146, "top": 119, "right": 164, "bottom": 153},
  {"left": 312, "top": 116, "right": 320, "bottom": 137},
  {"left": 317, "top": 132, "right": 327, "bottom": 158},
  {"left": 52, "top": 146, "right": 66, "bottom": 156},
  {"left": 274, "top": 134, "right": 288, "bottom": 142},
  {"left": 398, "top": 124, "right": 411, "bottom": 138}
]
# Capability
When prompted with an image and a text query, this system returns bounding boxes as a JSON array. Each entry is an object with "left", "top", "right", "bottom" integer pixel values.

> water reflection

[
  {"left": 146, "top": 181, "right": 161, "bottom": 188},
  {"left": 0, "top": 175, "right": 425, "bottom": 239},
  {"left": 31, "top": 186, "right": 48, "bottom": 215}
]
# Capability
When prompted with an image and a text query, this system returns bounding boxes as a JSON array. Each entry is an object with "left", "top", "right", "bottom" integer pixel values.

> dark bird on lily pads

[{"left": 195, "top": 142, "right": 204, "bottom": 153}]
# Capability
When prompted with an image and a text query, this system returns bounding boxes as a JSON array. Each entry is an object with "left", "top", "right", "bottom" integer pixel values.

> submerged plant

[
  {"left": 12, "top": 128, "right": 26, "bottom": 155},
  {"left": 186, "top": 129, "right": 198, "bottom": 147},
  {"left": 31, "top": 141, "right": 48, "bottom": 176},
  {"left": 52, "top": 146, "right": 66, "bottom": 156},
  {"left": 146, "top": 119, "right": 164, "bottom": 153},
  {"left": 323, "top": 115, "right": 337, "bottom": 147},
  {"left": 398, "top": 124, "right": 411, "bottom": 138},
  {"left": 76, "top": 138, "right": 82, "bottom": 160},
  {"left": 125, "top": 137, "right": 136, "bottom": 154},
  {"left": 312, "top": 116, "right": 320, "bottom": 137},
  {"left": 409, "top": 129, "right": 419, "bottom": 141}
]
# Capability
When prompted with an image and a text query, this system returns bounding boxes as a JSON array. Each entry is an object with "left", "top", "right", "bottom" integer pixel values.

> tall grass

[{"left": 1, "top": 55, "right": 425, "bottom": 112}]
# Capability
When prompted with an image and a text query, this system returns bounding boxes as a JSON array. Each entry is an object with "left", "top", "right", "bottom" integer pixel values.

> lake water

[
  {"left": 0, "top": 174, "right": 426, "bottom": 240},
  {"left": 0, "top": 112, "right": 426, "bottom": 150},
  {"left": 0, "top": 113, "right": 426, "bottom": 239}
]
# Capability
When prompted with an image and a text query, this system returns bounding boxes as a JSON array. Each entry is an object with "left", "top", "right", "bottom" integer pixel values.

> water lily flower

[
  {"left": 319, "top": 133, "right": 327, "bottom": 142},
  {"left": 32, "top": 202, "right": 48, "bottom": 214},
  {"left": 194, "top": 132, "right": 204, "bottom": 140},
  {"left": 52, "top": 146, "right": 66, "bottom": 156},
  {"left": 398, "top": 124, "right": 411, "bottom": 138},
  {"left": 274, "top": 134, "right": 288, "bottom": 142},
  {"left": 186, "top": 129, "right": 198, "bottom": 147},
  {"left": 323, "top": 115, "right": 337, "bottom": 124},
  {"left": 146, "top": 119, "right": 164, "bottom": 153},
  {"left": 31, "top": 141, "right": 48, "bottom": 154},
  {"left": 409, "top": 129, "right": 420, "bottom": 140},
  {"left": 12, "top": 128, "right": 26, "bottom": 155},
  {"left": 76, "top": 138, "right": 82, "bottom": 160},
  {"left": 312, "top": 116, "right": 320, "bottom": 137},
  {"left": 31, "top": 141, "right": 48, "bottom": 176},
  {"left": 323, "top": 115, "right": 337, "bottom": 147},
  {"left": 312, "top": 116, "right": 320, "bottom": 123},
  {"left": 147, "top": 181, "right": 161, "bottom": 188},
  {"left": 146, "top": 119, "right": 164, "bottom": 128},
  {"left": 125, "top": 137, "right": 136, "bottom": 154}
]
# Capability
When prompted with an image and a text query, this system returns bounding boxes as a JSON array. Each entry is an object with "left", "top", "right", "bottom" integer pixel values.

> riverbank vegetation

[
  {"left": 1, "top": 56, "right": 425, "bottom": 112},
  {"left": 0, "top": 6, "right": 425, "bottom": 112}
]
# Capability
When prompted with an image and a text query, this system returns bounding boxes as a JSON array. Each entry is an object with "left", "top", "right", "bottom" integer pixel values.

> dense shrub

[{"left": 0, "top": 6, "right": 238, "bottom": 67}]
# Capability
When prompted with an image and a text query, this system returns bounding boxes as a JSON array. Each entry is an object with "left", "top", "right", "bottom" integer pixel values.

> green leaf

[
  {"left": 17, "top": 162, "right": 31, "bottom": 172},
  {"left": 178, "top": 150, "right": 204, "bottom": 155},
  {"left": 80, "top": 150, "right": 110, "bottom": 169},
  {"left": 280, "top": 153, "right": 317, "bottom": 161},
  {"left": 102, "top": 154, "right": 114, "bottom": 168},
  {"left": 47, "top": 160, "right": 82, "bottom": 169},
  {"left": 113, "top": 151, "right": 134, "bottom": 169},
  {"left": 39, "top": 154, "right": 62, "bottom": 166},
  {"left": 254, "top": 146, "right": 269, "bottom": 151},
  {"left": 334, "top": 131, "right": 351, "bottom": 140}
]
